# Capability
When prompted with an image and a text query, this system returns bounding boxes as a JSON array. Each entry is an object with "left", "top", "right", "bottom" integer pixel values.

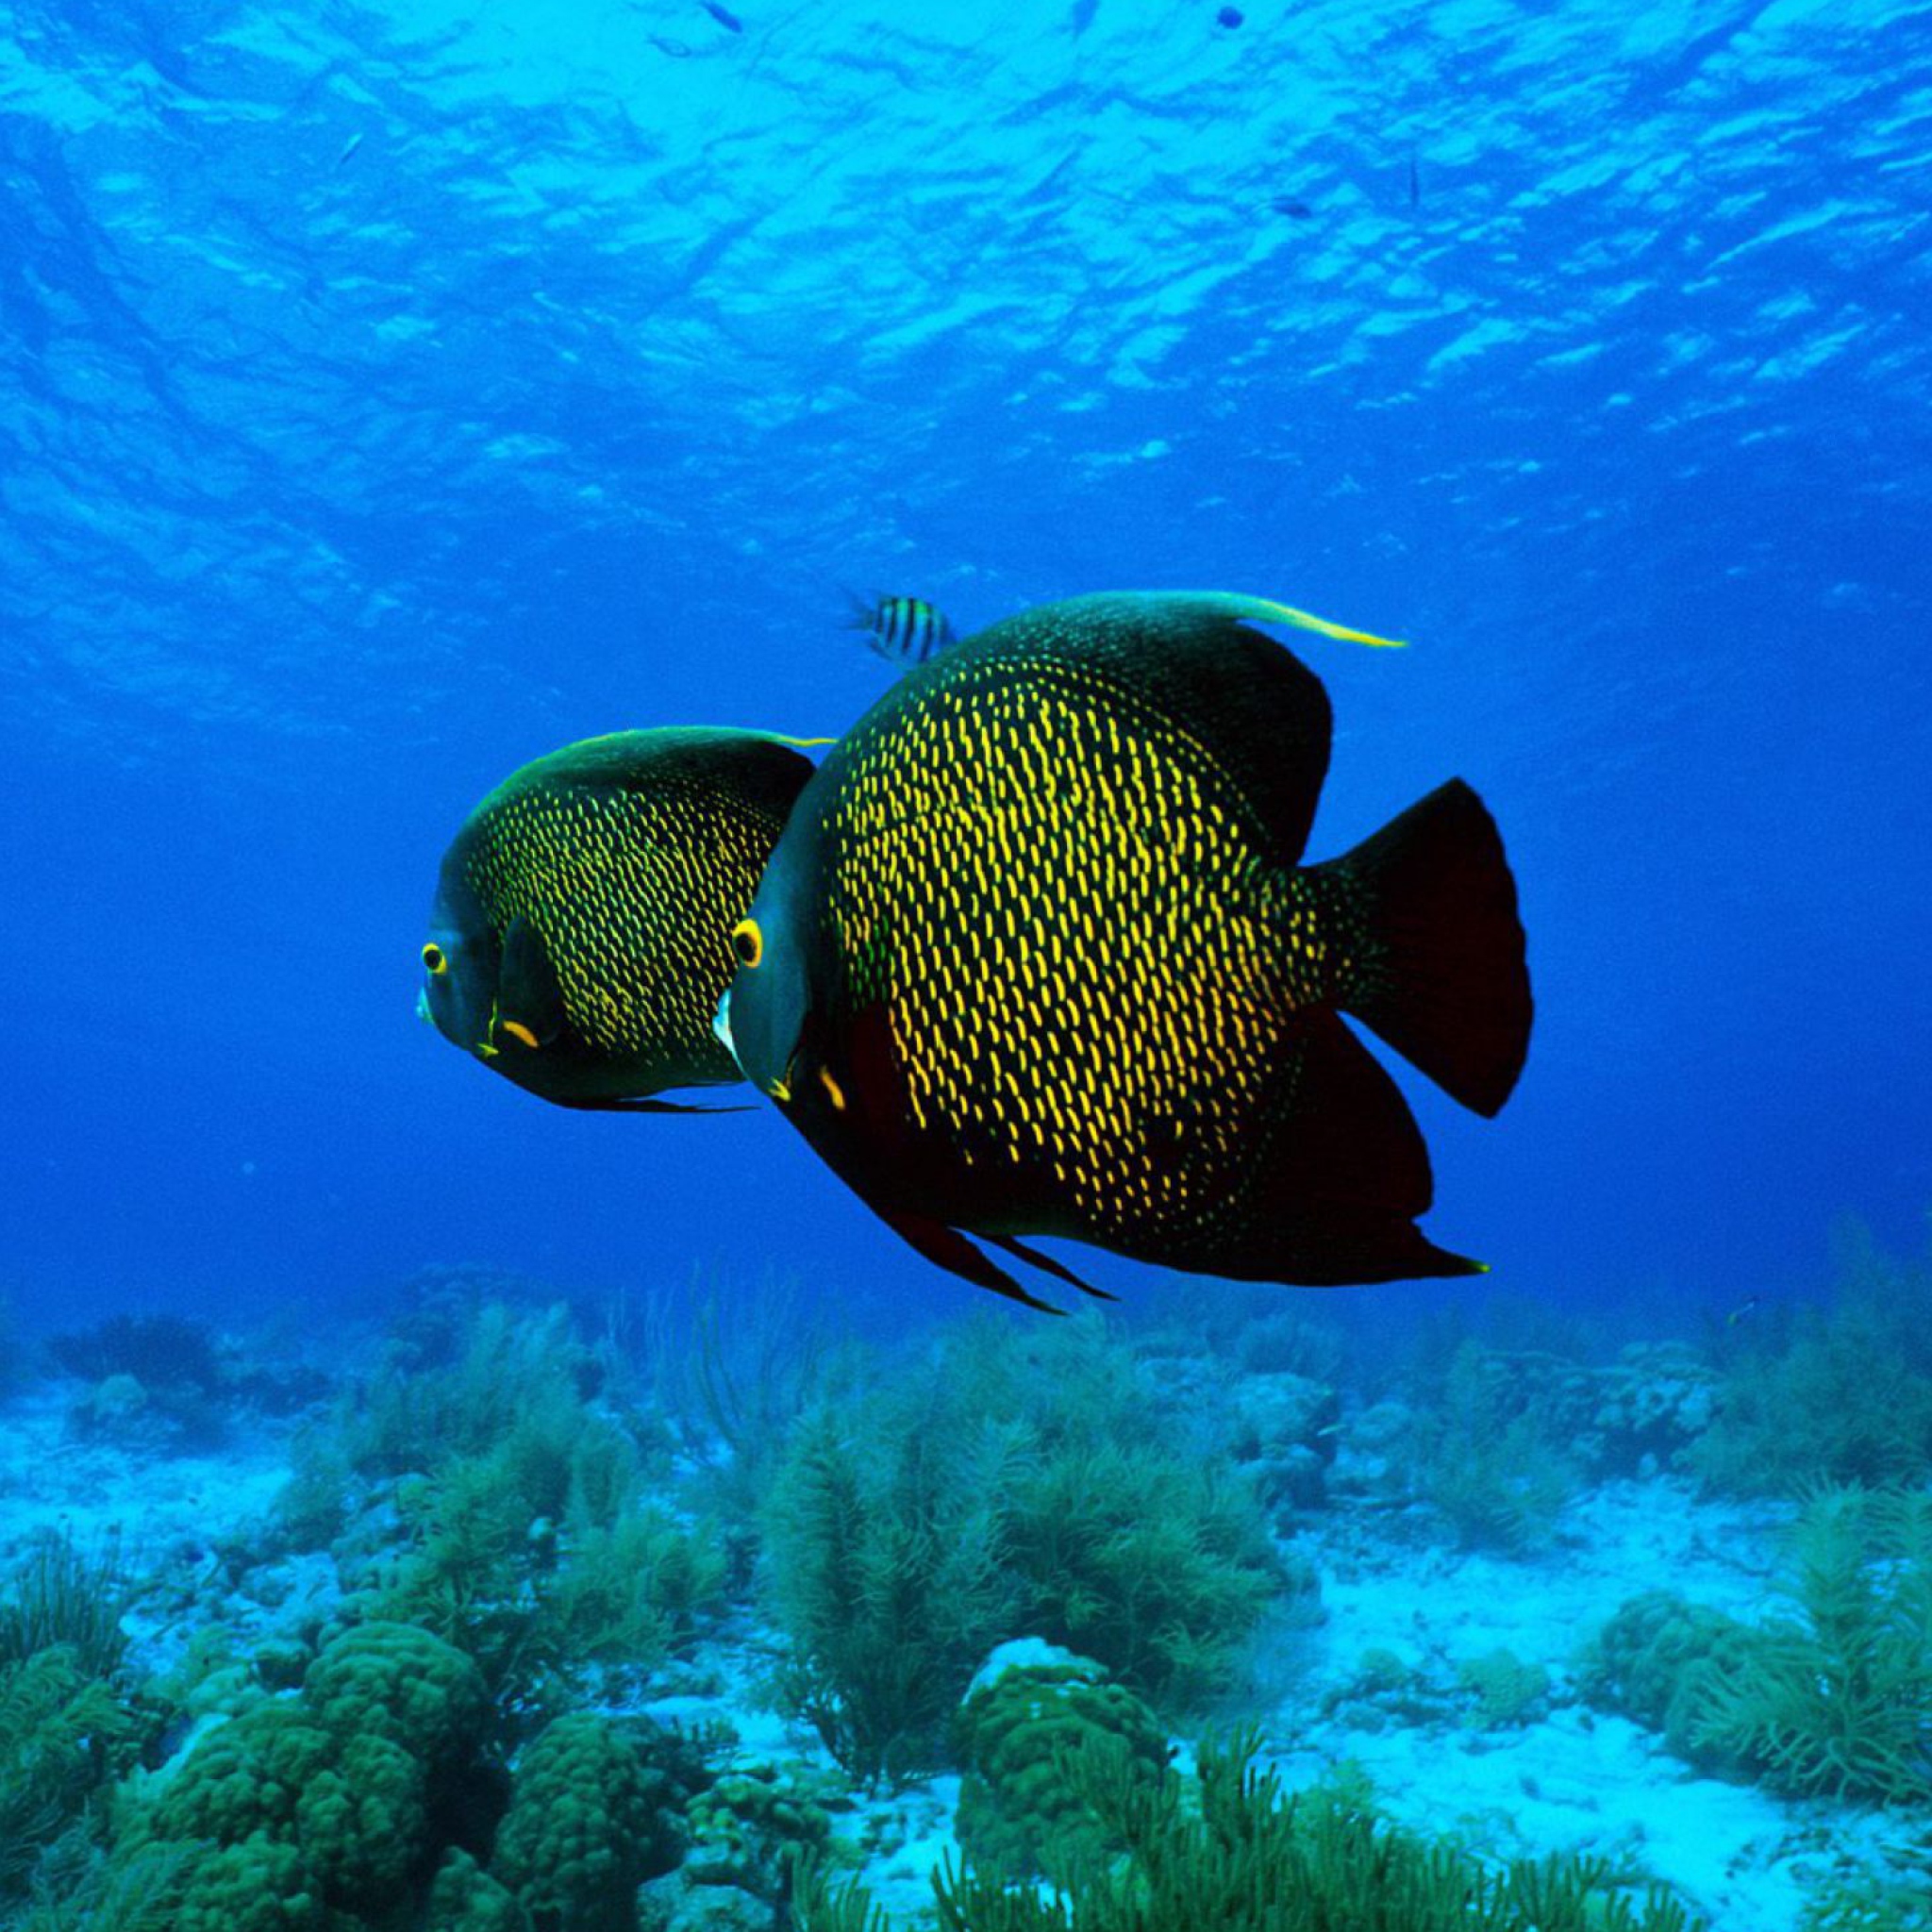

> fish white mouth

[{"left": 712, "top": 986, "right": 741, "bottom": 1069}]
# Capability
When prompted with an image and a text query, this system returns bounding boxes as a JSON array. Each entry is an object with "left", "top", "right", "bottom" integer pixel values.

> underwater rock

[
  {"left": 1228, "top": 1369, "right": 1341, "bottom": 1513},
  {"left": 82, "top": 1372, "right": 149, "bottom": 1427},
  {"left": 685, "top": 1756, "right": 841, "bottom": 1898},
  {"left": 639, "top": 1867, "right": 774, "bottom": 1932},
  {"left": 1589, "top": 1342, "right": 1719, "bottom": 1477},
  {"left": 1326, "top": 1398, "right": 1415, "bottom": 1500}
]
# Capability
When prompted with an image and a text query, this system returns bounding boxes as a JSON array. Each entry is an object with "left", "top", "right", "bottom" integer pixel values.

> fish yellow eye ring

[
  {"left": 423, "top": 943, "right": 449, "bottom": 975},
  {"left": 731, "top": 918, "right": 763, "bottom": 969}
]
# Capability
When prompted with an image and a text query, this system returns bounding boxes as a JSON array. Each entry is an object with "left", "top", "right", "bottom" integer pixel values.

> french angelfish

[
  {"left": 718, "top": 591, "right": 1531, "bottom": 1306},
  {"left": 421, "top": 727, "right": 822, "bottom": 1111}
]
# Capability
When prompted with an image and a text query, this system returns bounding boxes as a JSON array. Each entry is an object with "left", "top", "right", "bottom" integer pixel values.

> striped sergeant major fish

[{"left": 851, "top": 593, "right": 958, "bottom": 668}]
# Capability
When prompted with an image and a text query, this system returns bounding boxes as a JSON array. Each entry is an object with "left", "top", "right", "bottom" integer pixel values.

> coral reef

[
  {"left": 1456, "top": 1648, "right": 1552, "bottom": 1729},
  {"left": 800, "top": 1731, "right": 1704, "bottom": 1931},
  {"left": 1401, "top": 1341, "right": 1584, "bottom": 1553},
  {"left": 282, "top": 1300, "right": 721, "bottom": 1722},
  {"left": 952, "top": 1641, "right": 1169, "bottom": 1890},
  {"left": 1581, "top": 1591, "right": 1758, "bottom": 1774},
  {"left": 46, "top": 1315, "right": 325, "bottom": 1445},
  {"left": 683, "top": 1757, "right": 841, "bottom": 1901},
  {"left": 1690, "top": 1288, "right": 1932, "bottom": 1497},
  {"left": 491, "top": 1711, "right": 684, "bottom": 1931},
  {"left": 117, "top": 1622, "right": 497, "bottom": 1931}
]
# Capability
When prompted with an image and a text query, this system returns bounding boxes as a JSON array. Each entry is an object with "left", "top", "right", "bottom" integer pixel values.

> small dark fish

[
  {"left": 421, "top": 728, "right": 824, "bottom": 1112},
  {"left": 1217, "top": 6, "right": 1243, "bottom": 25},
  {"left": 1408, "top": 153, "right": 1421, "bottom": 208},
  {"left": 1725, "top": 1296, "right": 1760, "bottom": 1327},
  {"left": 721, "top": 591, "right": 1531, "bottom": 1308},
  {"left": 702, "top": 0, "right": 744, "bottom": 30},
  {"left": 650, "top": 34, "right": 692, "bottom": 57},
  {"left": 337, "top": 132, "right": 364, "bottom": 168},
  {"left": 851, "top": 593, "right": 958, "bottom": 668},
  {"left": 1270, "top": 196, "right": 1315, "bottom": 220}
]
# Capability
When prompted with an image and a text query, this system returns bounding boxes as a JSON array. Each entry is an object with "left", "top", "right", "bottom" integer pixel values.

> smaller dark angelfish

[
  {"left": 851, "top": 593, "right": 958, "bottom": 669},
  {"left": 421, "top": 726, "right": 823, "bottom": 1112}
]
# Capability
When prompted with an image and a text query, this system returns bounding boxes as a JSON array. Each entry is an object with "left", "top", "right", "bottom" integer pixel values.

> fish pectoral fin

[
  {"left": 497, "top": 916, "right": 568, "bottom": 1047},
  {"left": 874, "top": 1208, "right": 1068, "bottom": 1314},
  {"left": 981, "top": 1233, "right": 1116, "bottom": 1302}
]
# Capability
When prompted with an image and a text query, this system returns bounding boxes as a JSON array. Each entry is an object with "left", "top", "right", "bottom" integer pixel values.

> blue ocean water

[
  {"left": 5, "top": 10, "right": 1932, "bottom": 1928},
  {"left": 7, "top": 0, "right": 1927, "bottom": 1330}
]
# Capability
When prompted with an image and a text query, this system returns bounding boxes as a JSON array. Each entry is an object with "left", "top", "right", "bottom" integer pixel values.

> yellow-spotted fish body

[
  {"left": 722, "top": 591, "right": 1531, "bottom": 1305},
  {"left": 423, "top": 727, "right": 819, "bottom": 1110}
]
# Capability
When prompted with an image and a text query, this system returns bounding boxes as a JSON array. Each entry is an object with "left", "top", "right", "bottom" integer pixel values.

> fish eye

[
  {"left": 423, "top": 943, "right": 449, "bottom": 975},
  {"left": 731, "top": 918, "right": 763, "bottom": 969}
]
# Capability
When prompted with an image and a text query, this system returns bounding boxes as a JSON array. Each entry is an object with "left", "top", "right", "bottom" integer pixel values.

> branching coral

[
  {"left": 1403, "top": 1341, "right": 1581, "bottom": 1553},
  {"left": 760, "top": 1315, "right": 1280, "bottom": 1783},
  {"left": 0, "top": 1536, "right": 145, "bottom": 1906},
  {"left": 762, "top": 1393, "right": 1026, "bottom": 1784},
  {"left": 1690, "top": 1289, "right": 1932, "bottom": 1498},
  {"left": 290, "top": 1300, "right": 724, "bottom": 1719}
]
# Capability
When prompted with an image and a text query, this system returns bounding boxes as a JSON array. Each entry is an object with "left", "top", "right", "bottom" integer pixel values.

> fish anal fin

[
  {"left": 875, "top": 1209, "right": 1067, "bottom": 1313},
  {"left": 1227, "top": 1009, "right": 1482, "bottom": 1286}
]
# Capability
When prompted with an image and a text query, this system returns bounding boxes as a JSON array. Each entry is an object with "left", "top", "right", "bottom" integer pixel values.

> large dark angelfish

[
  {"left": 717, "top": 591, "right": 1531, "bottom": 1307},
  {"left": 421, "top": 727, "right": 822, "bottom": 1112}
]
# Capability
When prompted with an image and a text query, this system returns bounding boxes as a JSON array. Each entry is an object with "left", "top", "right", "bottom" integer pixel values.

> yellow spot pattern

[
  {"left": 465, "top": 776, "right": 784, "bottom": 1086},
  {"left": 824, "top": 654, "right": 1360, "bottom": 1256}
]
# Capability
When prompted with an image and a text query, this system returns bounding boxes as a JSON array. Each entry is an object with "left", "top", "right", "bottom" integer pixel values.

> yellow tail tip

[{"left": 1261, "top": 599, "right": 1407, "bottom": 649}]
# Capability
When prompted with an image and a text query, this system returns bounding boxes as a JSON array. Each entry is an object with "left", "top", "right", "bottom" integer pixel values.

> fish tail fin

[
  {"left": 1317, "top": 778, "right": 1531, "bottom": 1117},
  {"left": 841, "top": 585, "right": 882, "bottom": 642}
]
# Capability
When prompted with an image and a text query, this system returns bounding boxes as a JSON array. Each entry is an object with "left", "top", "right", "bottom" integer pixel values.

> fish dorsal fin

[
  {"left": 952, "top": 591, "right": 1367, "bottom": 866},
  {"left": 497, "top": 915, "right": 567, "bottom": 1047},
  {"left": 493, "top": 727, "right": 828, "bottom": 824}
]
